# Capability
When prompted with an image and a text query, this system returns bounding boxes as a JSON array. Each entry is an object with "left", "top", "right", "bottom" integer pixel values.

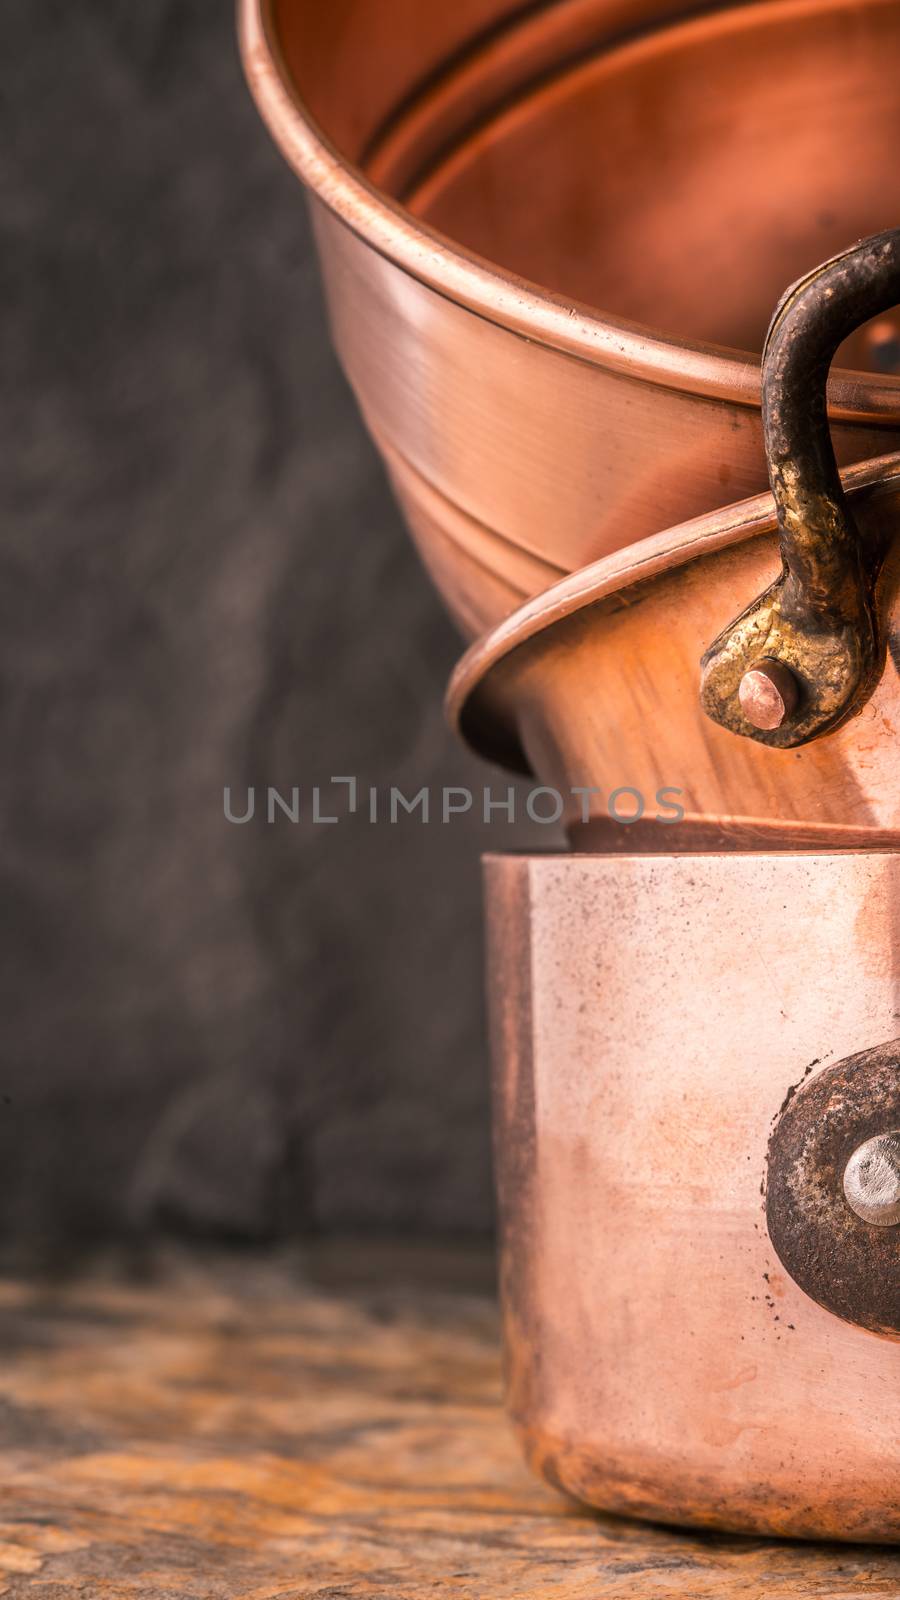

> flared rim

[
  {"left": 239, "top": 0, "right": 900, "bottom": 413},
  {"left": 445, "top": 450, "right": 900, "bottom": 771}
]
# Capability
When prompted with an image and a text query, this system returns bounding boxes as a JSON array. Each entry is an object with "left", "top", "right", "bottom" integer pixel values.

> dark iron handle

[{"left": 700, "top": 229, "right": 900, "bottom": 747}]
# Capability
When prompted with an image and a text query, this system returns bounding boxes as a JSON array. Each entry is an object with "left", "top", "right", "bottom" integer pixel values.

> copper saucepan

[
  {"left": 240, "top": 0, "right": 900, "bottom": 638},
  {"left": 485, "top": 847, "right": 900, "bottom": 1541},
  {"left": 470, "top": 240, "right": 900, "bottom": 1538},
  {"left": 450, "top": 455, "right": 900, "bottom": 843}
]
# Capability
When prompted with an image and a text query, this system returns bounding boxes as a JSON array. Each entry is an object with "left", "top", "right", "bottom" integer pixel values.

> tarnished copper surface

[
  {"left": 240, "top": 0, "right": 900, "bottom": 639},
  {"left": 449, "top": 454, "right": 900, "bottom": 838},
  {"left": 485, "top": 850, "right": 900, "bottom": 1540}
]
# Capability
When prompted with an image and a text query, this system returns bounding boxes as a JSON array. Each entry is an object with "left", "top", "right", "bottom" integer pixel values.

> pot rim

[
  {"left": 239, "top": 0, "right": 900, "bottom": 413},
  {"left": 446, "top": 450, "right": 900, "bottom": 772}
]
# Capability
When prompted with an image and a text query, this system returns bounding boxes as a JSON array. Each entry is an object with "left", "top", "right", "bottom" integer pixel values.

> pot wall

[
  {"left": 484, "top": 849, "right": 900, "bottom": 1539},
  {"left": 311, "top": 199, "right": 899, "bottom": 637}
]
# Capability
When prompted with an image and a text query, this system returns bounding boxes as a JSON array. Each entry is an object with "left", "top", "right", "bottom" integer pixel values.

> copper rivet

[
  {"left": 738, "top": 659, "right": 799, "bottom": 730},
  {"left": 843, "top": 1132, "right": 900, "bottom": 1226}
]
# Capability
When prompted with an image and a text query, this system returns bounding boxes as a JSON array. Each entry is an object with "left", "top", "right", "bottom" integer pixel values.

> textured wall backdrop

[{"left": 4, "top": 1, "right": 548, "bottom": 1256}]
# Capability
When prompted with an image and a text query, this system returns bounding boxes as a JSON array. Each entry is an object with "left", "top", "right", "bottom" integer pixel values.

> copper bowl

[{"left": 240, "top": 0, "right": 900, "bottom": 639}]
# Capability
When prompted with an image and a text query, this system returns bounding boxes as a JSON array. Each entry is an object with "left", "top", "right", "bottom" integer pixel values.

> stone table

[{"left": 0, "top": 1246, "right": 895, "bottom": 1597}]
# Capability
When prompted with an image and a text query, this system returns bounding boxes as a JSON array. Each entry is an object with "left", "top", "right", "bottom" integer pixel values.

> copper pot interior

[{"left": 272, "top": 0, "right": 900, "bottom": 365}]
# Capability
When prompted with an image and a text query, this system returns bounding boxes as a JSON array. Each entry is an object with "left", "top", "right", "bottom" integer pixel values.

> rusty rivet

[
  {"left": 843, "top": 1131, "right": 900, "bottom": 1227},
  {"left": 738, "top": 659, "right": 799, "bottom": 730}
]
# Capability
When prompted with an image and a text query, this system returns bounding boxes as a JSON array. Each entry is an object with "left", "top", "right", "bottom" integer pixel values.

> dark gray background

[{"left": 4, "top": 2, "right": 544, "bottom": 1258}]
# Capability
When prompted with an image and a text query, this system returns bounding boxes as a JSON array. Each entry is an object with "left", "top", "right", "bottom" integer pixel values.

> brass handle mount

[{"left": 700, "top": 229, "right": 900, "bottom": 748}]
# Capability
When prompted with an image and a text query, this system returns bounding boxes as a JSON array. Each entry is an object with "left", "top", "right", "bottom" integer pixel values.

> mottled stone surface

[
  {"left": 0, "top": 1250, "right": 896, "bottom": 1597},
  {"left": 3, "top": 2, "right": 549, "bottom": 1253}
]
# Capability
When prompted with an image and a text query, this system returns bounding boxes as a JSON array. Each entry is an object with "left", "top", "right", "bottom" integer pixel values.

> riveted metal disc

[{"left": 766, "top": 1040, "right": 900, "bottom": 1336}]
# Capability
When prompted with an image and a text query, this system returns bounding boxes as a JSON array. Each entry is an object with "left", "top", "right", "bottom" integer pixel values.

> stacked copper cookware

[{"left": 242, "top": 0, "right": 900, "bottom": 1541}]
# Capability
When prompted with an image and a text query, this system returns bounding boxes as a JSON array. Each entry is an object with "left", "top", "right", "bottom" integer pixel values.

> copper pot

[
  {"left": 462, "top": 241, "right": 900, "bottom": 1540},
  {"left": 486, "top": 848, "right": 899, "bottom": 1541},
  {"left": 449, "top": 451, "right": 900, "bottom": 842},
  {"left": 240, "top": 0, "right": 900, "bottom": 1545},
  {"left": 240, "top": 0, "right": 900, "bottom": 639}
]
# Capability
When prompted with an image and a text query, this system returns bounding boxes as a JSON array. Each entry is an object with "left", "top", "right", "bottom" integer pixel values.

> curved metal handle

[{"left": 700, "top": 229, "right": 900, "bottom": 747}]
